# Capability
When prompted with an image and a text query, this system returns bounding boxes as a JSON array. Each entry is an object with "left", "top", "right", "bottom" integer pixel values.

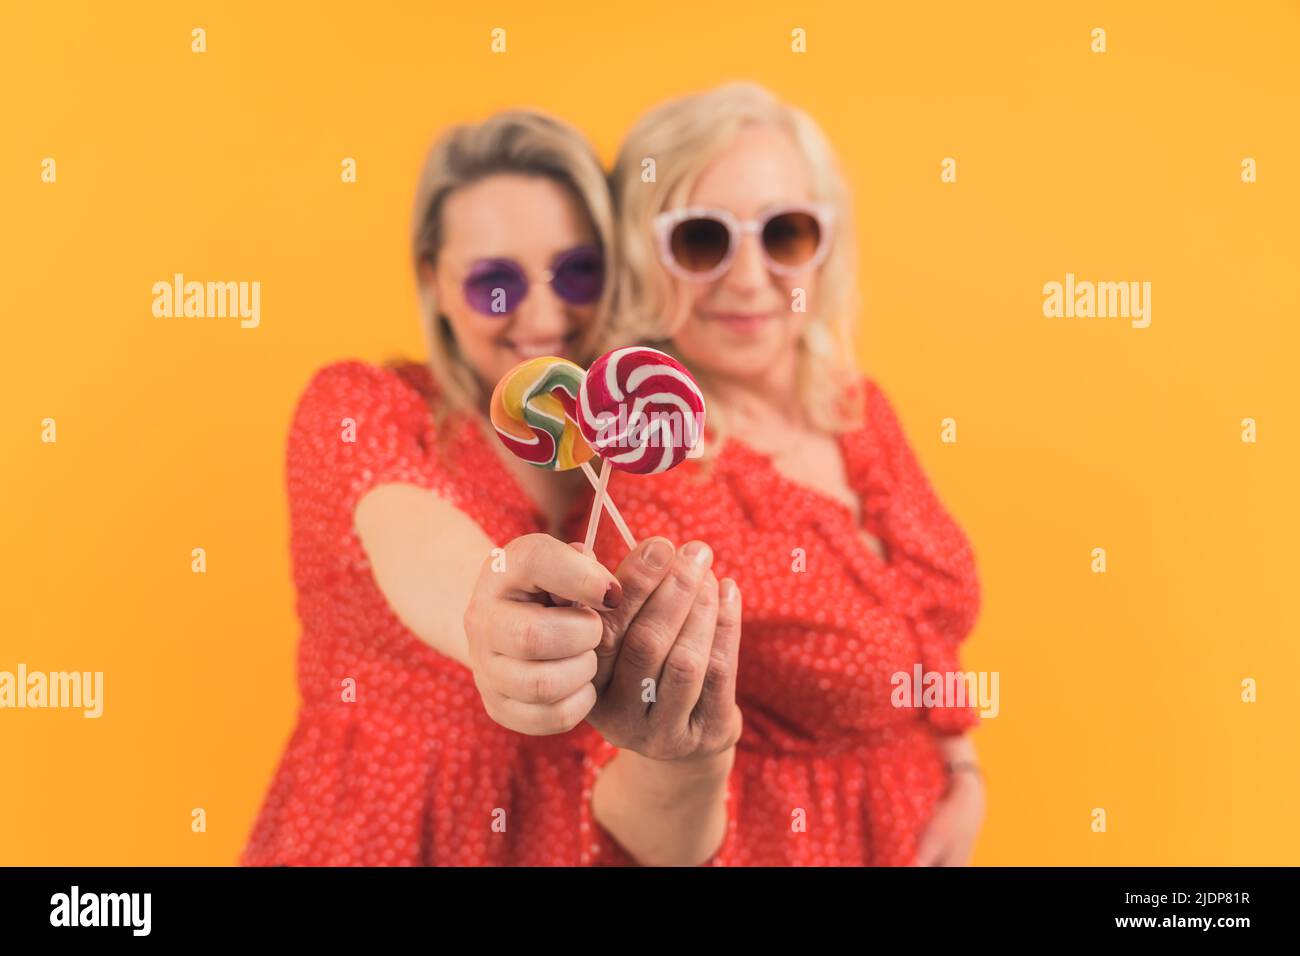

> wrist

[
  {"left": 620, "top": 746, "right": 734, "bottom": 799},
  {"left": 945, "top": 761, "right": 983, "bottom": 795},
  {"left": 593, "top": 745, "right": 734, "bottom": 867}
]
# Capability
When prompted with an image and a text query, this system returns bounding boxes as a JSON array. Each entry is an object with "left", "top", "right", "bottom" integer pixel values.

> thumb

[
  {"left": 569, "top": 541, "right": 621, "bottom": 691},
  {"left": 503, "top": 533, "right": 620, "bottom": 609}
]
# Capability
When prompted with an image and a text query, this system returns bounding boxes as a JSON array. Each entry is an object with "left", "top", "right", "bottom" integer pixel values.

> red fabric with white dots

[
  {"left": 241, "top": 358, "right": 980, "bottom": 867},
  {"left": 581, "top": 376, "right": 983, "bottom": 866},
  {"left": 241, "top": 359, "right": 633, "bottom": 866}
]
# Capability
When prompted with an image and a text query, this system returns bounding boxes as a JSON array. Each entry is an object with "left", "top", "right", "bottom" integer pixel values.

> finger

[
  {"left": 609, "top": 540, "right": 714, "bottom": 710},
  {"left": 488, "top": 601, "right": 603, "bottom": 661},
  {"left": 650, "top": 574, "right": 719, "bottom": 730},
  {"left": 579, "top": 537, "right": 676, "bottom": 692},
  {"left": 484, "top": 649, "right": 599, "bottom": 705},
  {"left": 480, "top": 680, "right": 597, "bottom": 736},
  {"left": 600, "top": 538, "right": 677, "bottom": 634},
  {"left": 689, "top": 577, "right": 743, "bottom": 737},
  {"left": 499, "top": 533, "right": 622, "bottom": 609}
]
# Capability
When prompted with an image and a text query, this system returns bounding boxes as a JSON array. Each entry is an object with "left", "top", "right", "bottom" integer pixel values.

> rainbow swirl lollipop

[
  {"left": 490, "top": 356, "right": 595, "bottom": 471},
  {"left": 578, "top": 346, "right": 706, "bottom": 475}
]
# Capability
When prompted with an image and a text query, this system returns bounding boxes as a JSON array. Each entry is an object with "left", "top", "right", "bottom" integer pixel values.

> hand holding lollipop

[
  {"left": 484, "top": 350, "right": 732, "bottom": 759},
  {"left": 489, "top": 356, "right": 636, "bottom": 550}
]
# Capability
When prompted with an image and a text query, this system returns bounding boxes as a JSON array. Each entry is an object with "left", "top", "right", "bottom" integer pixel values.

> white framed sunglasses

[{"left": 652, "top": 201, "right": 834, "bottom": 283}]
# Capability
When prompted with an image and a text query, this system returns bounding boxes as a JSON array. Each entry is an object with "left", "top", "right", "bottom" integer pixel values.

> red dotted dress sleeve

[
  {"left": 286, "top": 360, "right": 444, "bottom": 576},
  {"left": 242, "top": 360, "right": 461, "bottom": 867},
  {"left": 863, "top": 382, "right": 982, "bottom": 736}
]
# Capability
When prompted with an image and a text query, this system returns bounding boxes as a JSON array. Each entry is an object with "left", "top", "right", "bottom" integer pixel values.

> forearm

[
  {"left": 935, "top": 732, "right": 982, "bottom": 796},
  {"left": 355, "top": 482, "right": 487, "bottom": 668},
  {"left": 936, "top": 732, "right": 976, "bottom": 766},
  {"left": 591, "top": 746, "right": 733, "bottom": 867}
]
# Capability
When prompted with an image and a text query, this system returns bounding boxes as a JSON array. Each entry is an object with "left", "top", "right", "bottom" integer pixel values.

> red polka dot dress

[
  {"left": 580, "top": 378, "right": 983, "bottom": 866},
  {"left": 241, "top": 359, "right": 637, "bottom": 866},
  {"left": 242, "top": 360, "right": 980, "bottom": 866}
]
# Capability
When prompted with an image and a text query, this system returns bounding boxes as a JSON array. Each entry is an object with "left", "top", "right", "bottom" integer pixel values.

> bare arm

[
  {"left": 584, "top": 542, "right": 745, "bottom": 866},
  {"left": 353, "top": 481, "right": 490, "bottom": 669},
  {"left": 914, "top": 732, "right": 985, "bottom": 866},
  {"left": 936, "top": 732, "right": 980, "bottom": 783},
  {"left": 357, "top": 484, "right": 740, "bottom": 862},
  {"left": 359, "top": 483, "right": 621, "bottom": 737},
  {"left": 592, "top": 746, "right": 733, "bottom": 867}
]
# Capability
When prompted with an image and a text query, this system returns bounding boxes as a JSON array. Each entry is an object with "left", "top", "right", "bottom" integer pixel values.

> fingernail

[
  {"left": 683, "top": 541, "right": 713, "bottom": 567},
  {"left": 720, "top": 578, "right": 737, "bottom": 603},
  {"left": 642, "top": 538, "right": 673, "bottom": 570},
  {"left": 603, "top": 580, "right": 623, "bottom": 609}
]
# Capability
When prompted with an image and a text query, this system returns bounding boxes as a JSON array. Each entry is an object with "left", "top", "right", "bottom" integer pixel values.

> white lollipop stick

[
  {"left": 582, "top": 458, "right": 612, "bottom": 558},
  {"left": 580, "top": 461, "right": 637, "bottom": 550}
]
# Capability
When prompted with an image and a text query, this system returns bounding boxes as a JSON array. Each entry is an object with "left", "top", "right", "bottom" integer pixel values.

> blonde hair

[
  {"left": 410, "top": 111, "right": 615, "bottom": 421},
  {"left": 608, "top": 82, "right": 863, "bottom": 442}
]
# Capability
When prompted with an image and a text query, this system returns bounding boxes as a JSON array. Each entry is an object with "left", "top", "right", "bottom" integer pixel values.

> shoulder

[
  {"left": 285, "top": 359, "right": 457, "bottom": 523},
  {"left": 286, "top": 358, "right": 447, "bottom": 484},
  {"left": 859, "top": 376, "right": 896, "bottom": 426},
  {"left": 385, "top": 358, "right": 440, "bottom": 401},
  {"left": 293, "top": 358, "right": 440, "bottom": 425},
  {"left": 297, "top": 357, "right": 438, "bottom": 403},
  {"left": 854, "top": 376, "right": 914, "bottom": 453},
  {"left": 838, "top": 376, "right": 925, "bottom": 508}
]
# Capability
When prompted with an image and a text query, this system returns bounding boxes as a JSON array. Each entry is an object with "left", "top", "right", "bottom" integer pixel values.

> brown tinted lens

[
  {"left": 669, "top": 217, "right": 731, "bottom": 273},
  {"left": 762, "top": 211, "right": 821, "bottom": 267}
]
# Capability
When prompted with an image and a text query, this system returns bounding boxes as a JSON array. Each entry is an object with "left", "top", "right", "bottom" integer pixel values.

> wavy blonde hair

[
  {"left": 607, "top": 82, "right": 863, "bottom": 445},
  {"left": 409, "top": 111, "right": 615, "bottom": 422}
]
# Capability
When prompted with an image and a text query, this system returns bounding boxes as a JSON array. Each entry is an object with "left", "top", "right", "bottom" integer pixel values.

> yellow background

[{"left": 2, "top": 1, "right": 1297, "bottom": 865}]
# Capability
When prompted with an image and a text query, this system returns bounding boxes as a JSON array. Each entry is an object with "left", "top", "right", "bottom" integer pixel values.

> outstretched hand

[{"left": 581, "top": 537, "right": 743, "bottom": 765}]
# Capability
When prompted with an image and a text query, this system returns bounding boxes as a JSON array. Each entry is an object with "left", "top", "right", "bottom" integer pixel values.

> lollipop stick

[
  {"left": 580, "top": 461, "right": 637, "bottom": 550},
  {"left": 582, "top": 458, "right": 612, "bottom": 558}
]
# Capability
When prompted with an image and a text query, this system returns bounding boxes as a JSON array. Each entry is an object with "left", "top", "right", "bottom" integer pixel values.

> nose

[
  {"left": 513, "top": 279, "right": 572, "bottom": 340},
  {"left": 722, "top": 230, "right": 769, "bottom": 294}
]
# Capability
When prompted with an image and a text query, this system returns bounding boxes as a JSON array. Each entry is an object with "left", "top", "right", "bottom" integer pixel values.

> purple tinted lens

[
  {"left": 549, "top": 247, "right": 604, "bottom": 305},
  {"left": 464, "top": 259, "right": 528, "bottom": 316}
]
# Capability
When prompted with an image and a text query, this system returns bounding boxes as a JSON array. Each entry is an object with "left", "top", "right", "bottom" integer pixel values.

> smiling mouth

[
  {"left": 501, "top": 332, "right": 578, "bottom": 359},
  {"left": 704, "top": 311, "right": 776, "bottom": 332}
]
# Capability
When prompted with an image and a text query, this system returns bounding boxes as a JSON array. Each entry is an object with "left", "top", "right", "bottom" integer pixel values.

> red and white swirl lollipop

[
  {"left": 578, "top": 346, "right": 706, "bottom": 474},
  {"left": 575, "top": 347, "right": 706, "bottom": 552}
]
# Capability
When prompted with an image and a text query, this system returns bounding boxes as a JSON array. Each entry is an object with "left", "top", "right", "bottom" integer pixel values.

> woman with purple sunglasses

[{"left": 242, "top": 111, "right": 732, "bottom": 866}]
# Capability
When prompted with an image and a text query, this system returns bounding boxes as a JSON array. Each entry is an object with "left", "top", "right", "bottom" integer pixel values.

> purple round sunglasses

[{"left": 461, "top": 245, "right": 604, "bottom": 316}]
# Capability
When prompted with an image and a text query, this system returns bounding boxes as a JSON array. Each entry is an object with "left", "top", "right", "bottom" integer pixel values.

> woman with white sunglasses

[{"left": 583, "top": 81, "right": 988, "bottom": 866}]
